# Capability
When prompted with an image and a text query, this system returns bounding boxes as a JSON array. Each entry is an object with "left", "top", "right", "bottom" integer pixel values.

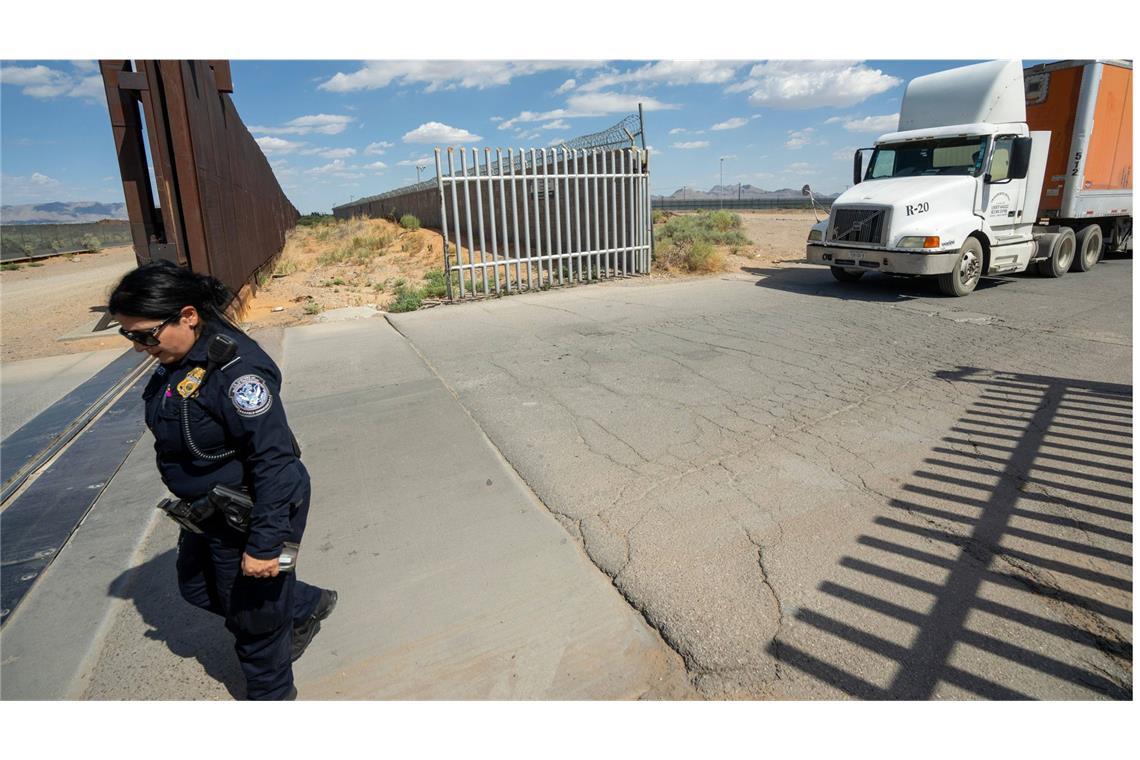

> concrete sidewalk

[{"left": 70, "top": 315, "right": 688, "bottom": 699}]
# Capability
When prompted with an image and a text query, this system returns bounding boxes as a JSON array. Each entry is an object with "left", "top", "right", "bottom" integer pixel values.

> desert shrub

[
  {"left": 296, "top": 213, "right": 334, "bottom": 227},
  {"left": 399, "top": 214, "right": 421, "bottom": 231},
  {"left": 303, "top": 301, "right": 322, "bottom": 315},
  {"left": 422, "top": 269, "right": 448, "bottom": 299},
  {"left": 387, "top": 284, "right": 424, "bottom": 313},
  {"left": 706, "top": 209, "right": 740, "bottom": 233},
  {"left": 652, "top": 209, "right": 668, "bottom": 225},
  {"left": 685, "top": 240, "right": 725, "bottom": 272},
  {"left": 81, "top": 234, "right": 103, "bottom": 252},
  {"left": 273, "top": 255, "right": 300, "bottom": 276}
]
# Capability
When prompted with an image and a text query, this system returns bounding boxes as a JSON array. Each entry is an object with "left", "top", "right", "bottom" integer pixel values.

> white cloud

[
  {"left": 396, "top": 156, "right": 435, "bottom": 168},
  {"left": 319, "top": 61, "right": 600, "bottom": 93},
  {"left": 578, "top": 61, "right": 741, "bottom": 92},
  {"left": 315, "top": 147, "right": 357, "bottom": 159},
  {"left": 364, "top": 140, "right": 393, "bottom": 155},
  {"left": 250, "top": 114, "right": 355, "bottom": 136},
  {"left": 542, "top": 119, "right": 571, "bottom": 130},
  {"left": 1, "top": 172, "right": 64, "bottom": 202},
  {"left": 566, "top": 92, "right": 677, "bottom": 114},
  {"left": 710, "top": 117, "right": 748, "bottom": 131},
  {"left": 833, "top": 146, "right": 860, "bottom": 161},
  {"left": 555, "top": 78, "right": 576, "bottom": 94},
  {"left": 0, "top": 64, "right": 104, "bottom": 101},
  {"left": 403, "top": 121, "right": 482, "bottom": 144},
  {"left": 672, "top": 141, "right": 710, "bottom": 149},
  {"left": 669, "top": 127, "right": 688, "bottom": 135},
  {"left": 256, "top": 137, "right": 305, "bottom": 155},
  {"left": 363, "top": 161, "right": 388, "bottom": 171},
  {"left": 835, "top": 113, "right": 900, "bottom": 133},
  {"left": 497, "top": 92, "right": 677, "bottom": 130},
  {"left": 489, "top": 116, "right": 503, "bottom": 123},
  {"left": 70, "top": 60, "right": 99, "bottom": 73},
  {"left": 784, "top": 162, "right": 819, "bottom": 175},
  {"left": 785, "top": 128, "right": 818, "bottom": 150},
  {"left": 305, "top": 160, "right": 350, "bottom": 175},
  {"left": 727, "top": 61, "right": 901, "bottom": 109}
]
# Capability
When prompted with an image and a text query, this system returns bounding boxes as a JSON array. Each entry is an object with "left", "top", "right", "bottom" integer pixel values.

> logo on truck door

[
  {"left": 988, "top": 192, "right": 1010, "bottom": 218},
  {"left": 905, "top": 202, "right": 929, "bottom": 216}
]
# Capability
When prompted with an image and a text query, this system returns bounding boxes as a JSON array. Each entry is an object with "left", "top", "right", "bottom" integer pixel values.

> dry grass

[{"left": 242, "top": 216, "right": 446, "bottom": 327}]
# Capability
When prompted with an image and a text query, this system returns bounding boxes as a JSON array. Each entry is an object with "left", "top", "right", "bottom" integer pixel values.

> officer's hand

[{"left": 242, "top": 552, "right": 280, "bottom": 578}]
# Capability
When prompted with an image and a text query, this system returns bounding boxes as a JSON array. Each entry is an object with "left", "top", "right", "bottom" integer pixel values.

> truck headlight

[
  {"left": 898, "top": 236, "right": 941, "bottom": 249},
  {"left": 807, "top": 229, "right": 823, "bottom": 242}
]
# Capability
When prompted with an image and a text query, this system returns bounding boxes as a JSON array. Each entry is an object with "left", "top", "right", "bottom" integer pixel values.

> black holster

[
  {"left": 157, "top": 495, "right": 215, "bottom": 534},
  {"left": 208, "top": 484, "right": 254, "bottom": 534}
]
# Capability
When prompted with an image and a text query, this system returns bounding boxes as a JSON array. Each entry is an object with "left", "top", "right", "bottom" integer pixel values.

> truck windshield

[{"left": 866, "top": 136, "right": 989, "bottom": 180}]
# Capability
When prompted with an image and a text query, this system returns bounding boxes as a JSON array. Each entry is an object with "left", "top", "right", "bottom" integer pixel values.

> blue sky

[{"left": 3, "top": 58, "right": 1048, "bottom": 214}]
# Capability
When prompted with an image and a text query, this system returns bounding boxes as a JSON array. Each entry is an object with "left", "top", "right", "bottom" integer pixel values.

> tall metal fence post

[{"left": 434, "top": 148, "right": 452, "bottom": 300}]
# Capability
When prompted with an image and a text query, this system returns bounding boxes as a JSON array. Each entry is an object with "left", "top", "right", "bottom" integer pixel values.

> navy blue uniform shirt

[{"left": 142, "top": 321, "right": 308, "bottom": 559}]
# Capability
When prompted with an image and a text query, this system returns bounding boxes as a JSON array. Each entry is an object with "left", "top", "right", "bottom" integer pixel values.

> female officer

[{"left": 109, "top": 260, "right": 336, "bottom": 700}]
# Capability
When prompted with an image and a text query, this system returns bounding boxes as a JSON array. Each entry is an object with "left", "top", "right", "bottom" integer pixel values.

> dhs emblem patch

[{"left": 229, "top": 374, "right": 273, "bottom": 417}]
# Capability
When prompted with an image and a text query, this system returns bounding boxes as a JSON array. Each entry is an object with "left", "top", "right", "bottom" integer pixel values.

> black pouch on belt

[{"left": 157, "top": 495, "right": 215, "bottom": 534}]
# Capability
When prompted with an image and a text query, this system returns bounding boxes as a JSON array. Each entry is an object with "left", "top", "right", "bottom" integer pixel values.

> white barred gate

[{"left": 435, "top": 146, "right": 651, "bottom": 300}]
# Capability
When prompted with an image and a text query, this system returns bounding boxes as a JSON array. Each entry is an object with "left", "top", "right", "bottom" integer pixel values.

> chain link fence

[{"left": 1, "top": 221, "right": 133, "bottom": 262}]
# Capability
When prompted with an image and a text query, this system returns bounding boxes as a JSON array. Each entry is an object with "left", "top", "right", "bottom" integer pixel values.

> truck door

[{"left": 980, "top": 134, "right": 1027, "bottom": 241}]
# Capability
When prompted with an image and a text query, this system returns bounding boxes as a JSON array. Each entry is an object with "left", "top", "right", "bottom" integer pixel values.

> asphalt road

[{"left": 390, "top": 259, "right": 1133, "bottom": 699}]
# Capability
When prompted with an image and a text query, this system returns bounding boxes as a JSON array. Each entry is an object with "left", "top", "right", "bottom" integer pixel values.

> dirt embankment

[{"left": 0, "top": 210, "right": 820, "bottom": 363}]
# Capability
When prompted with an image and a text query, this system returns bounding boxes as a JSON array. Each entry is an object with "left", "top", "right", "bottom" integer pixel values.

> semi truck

[{"left": 805, "top": 59, "right": 1132, "bottom": 296}]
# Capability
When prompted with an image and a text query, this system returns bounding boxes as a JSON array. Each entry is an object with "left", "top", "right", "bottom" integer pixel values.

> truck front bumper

[{"left": 806, "top": 244, "right": 959, "bottom": 276}]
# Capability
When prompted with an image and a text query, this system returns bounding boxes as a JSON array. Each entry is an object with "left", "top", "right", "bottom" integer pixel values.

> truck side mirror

[
  {"left": 853, "top": 150, "right": 864, "bottom": 186},
  {"left": 1009, "top": 137, "right": 1032, "bottom": 180}
]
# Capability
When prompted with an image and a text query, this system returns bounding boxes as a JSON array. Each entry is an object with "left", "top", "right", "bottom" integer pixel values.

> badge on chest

[{"left": 177, "top": 367, "right": 207, "bottom": 398}]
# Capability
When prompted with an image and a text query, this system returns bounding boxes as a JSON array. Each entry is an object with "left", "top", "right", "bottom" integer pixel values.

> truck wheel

[
  {"left": 1071, "top": 225, "right": 1103, "bottom": 272},
  {"left": 937, "top": 238, "right": 984, "bottom": 296},
  {"left": 830, "top": 266, "right": 864, "bottom": 282},
  {"left": 1037, "top": 226, "right": 1076, "bottom": 277}
]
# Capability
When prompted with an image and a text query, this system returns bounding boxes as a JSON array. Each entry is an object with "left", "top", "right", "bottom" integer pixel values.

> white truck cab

[{"left": 806, "top": 59, "right": 1101, "bottom": 296}]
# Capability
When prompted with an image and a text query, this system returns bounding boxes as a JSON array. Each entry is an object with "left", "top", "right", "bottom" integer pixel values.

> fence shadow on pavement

[
  {"left": 772, "top": 367, "right": 1133, "bottom": 699},
  {"left": 107, "top": 548, "right": 244, "bottom": 699}
]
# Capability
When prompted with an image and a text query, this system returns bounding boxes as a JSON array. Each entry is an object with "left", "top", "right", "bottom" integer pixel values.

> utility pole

[
  {"left": 719, "top": 157, "right": 726, "bottom": 209},
  {"left": 416, "top": 165, "right": 426, "bottom": 182}
]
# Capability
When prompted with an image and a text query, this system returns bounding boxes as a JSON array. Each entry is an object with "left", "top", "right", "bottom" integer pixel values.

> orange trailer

[{"left": 1024, "top": 60, "right": 1132, "bottom": 257}]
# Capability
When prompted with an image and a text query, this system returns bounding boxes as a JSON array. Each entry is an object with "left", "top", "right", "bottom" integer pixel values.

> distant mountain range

[
  {"left": 653, "top": 184, "right": 840, "bottom": 201},
  {"left": 1, "top": 201, "right": 129, "bottom": 225}
]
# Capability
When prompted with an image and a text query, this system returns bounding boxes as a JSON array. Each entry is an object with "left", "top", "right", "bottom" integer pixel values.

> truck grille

[{"left": 830, "top": 206, "right": 889, "bottom": 246}]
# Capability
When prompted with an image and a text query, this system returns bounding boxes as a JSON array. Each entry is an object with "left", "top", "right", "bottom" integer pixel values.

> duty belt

[{"left": 156, "top": 484, "right": 253, "bottom": 534}]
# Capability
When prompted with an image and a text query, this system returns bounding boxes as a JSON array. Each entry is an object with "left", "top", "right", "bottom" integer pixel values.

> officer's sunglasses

[{"left": 118, "top": 313, "right": 181, "bottom": 346}]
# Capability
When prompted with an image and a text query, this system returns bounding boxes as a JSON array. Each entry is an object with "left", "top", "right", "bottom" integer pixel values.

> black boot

[{"left": 292, "top": 589, "right": 338, "bottom": 662}]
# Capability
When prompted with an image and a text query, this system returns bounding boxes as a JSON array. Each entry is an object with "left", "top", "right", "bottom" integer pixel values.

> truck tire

[
  {"left": 937, "top": 238, "right": 984, "bottom": 296},
  {"left": 1036, "top": 226, "right": 1075, "bottom": 277},
  {"left": 830, "top": 266, "right": 864, "bottom": 283},
  {"left": 1071, "top": 225, "right": 1103, "bottom": 272}
]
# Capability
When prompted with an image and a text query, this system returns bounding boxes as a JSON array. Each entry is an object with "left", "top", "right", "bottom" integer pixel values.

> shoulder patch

[{"left": 228, "top": 374, "right": 273, "bottom": 417}]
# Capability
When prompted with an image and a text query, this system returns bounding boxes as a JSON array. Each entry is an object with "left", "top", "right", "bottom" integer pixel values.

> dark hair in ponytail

[{"left": 108, "top": 260, "right": 242, "bottom": 331}]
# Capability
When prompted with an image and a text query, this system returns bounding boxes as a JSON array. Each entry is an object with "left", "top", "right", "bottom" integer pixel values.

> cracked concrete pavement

[{"left": 389, "top": 260, "right": 1132, "bottom": 699}]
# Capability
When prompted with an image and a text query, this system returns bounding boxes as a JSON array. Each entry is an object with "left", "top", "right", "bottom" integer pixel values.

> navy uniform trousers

[{"left": 175, "top": 487, "right": 323, "bottom": 700}]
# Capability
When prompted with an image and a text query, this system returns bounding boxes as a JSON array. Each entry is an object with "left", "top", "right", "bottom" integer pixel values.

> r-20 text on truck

[{"left": 805, "top": 59, "right": 1132, "bottom": 296}]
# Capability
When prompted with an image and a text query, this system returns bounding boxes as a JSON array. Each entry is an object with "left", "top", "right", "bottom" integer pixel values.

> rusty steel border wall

[{"left": 100, "top": 60, "right": 298, "bottom": 296}]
